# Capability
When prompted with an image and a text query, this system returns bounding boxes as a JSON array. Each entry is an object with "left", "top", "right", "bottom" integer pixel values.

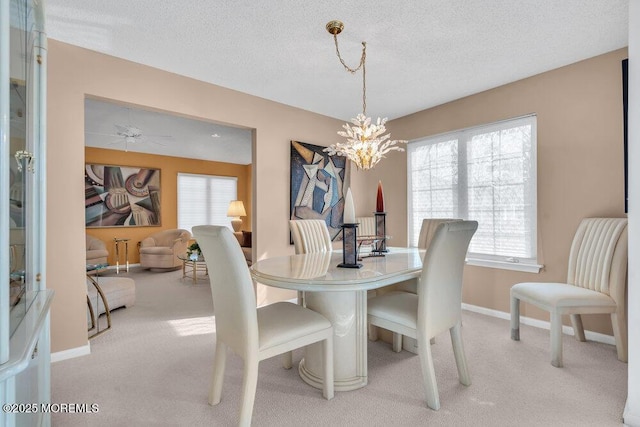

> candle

[
  {"left": 376, "top": 181, "right": 385, "bottom": 213},
  {"left": 344, "top": 188, "right": 356, "bottom": 223}
]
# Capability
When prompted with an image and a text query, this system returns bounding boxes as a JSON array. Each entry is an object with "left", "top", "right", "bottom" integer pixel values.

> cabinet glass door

[{"left": 8, "top": 0, "right": 36, "bottom": 336}]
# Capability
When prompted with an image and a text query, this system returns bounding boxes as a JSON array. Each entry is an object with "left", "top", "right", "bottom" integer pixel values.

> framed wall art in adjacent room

[{"left": 85, "top": 164, "right": 161, "bottom": 227}]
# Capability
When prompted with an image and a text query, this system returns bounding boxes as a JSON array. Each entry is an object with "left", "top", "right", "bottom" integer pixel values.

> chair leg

[
  {"left": 418, "top": 335, "right": 440, "bottom": 410},
  {"left": 611, "top": 312, "right": 628, "bottom": 362},
  {"left": 392, "top": 333, "right": 402, "bottom": 352},
  {"left": 282, "top": 351, "right": 293, "bottom": 369},
  {"left": 323, "top": 336, "right": 334, "bottom": 400},
  {"left": 550, "top": 312, "right": 563, "bottom": 368},
  {"left": 239, "top": 358, "right": 259, "bottom": 427},
  {"left": 297, "top": 290, "right": 305, "bottom": 307},
  {"left": 450, "top": 322, "right": 471, "bottom": 386},
  {"left": 368, "top": 323, "right": 379, "bottom": 342},
  {"left": 209, "top": 341, "right": 227, "bottom": 405},
  {"left": 510, "top": 295, "right": 520, "bottom": 341},
  {"left": 570, "top": 314, "right": 586, "bottom": 342}
]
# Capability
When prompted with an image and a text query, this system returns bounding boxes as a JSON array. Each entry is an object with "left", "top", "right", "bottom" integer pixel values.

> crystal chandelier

[{"left": 323, "top": 20, "right": 407, "bottom": 170}]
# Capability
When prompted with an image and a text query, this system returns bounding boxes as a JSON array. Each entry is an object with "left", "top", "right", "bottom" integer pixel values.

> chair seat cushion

[
  {"left": 257, "top": 302, "right": 331, "bottom": 352},
  {"left": 511, "top": 282, "right": 617, "bottom": 311},
  {"left": 368, "top": 291, "right": 418, "bottom": 330},
  {"left": 139, "top": 246, "right": 175, "bottom": 255}
]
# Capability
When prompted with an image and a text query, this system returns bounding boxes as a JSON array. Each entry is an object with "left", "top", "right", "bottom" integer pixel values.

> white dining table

[{"left": 250, "top": 247, "right": 424, "bottom": 391}]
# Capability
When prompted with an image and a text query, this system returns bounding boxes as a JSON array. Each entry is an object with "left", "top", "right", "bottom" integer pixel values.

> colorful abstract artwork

[
  {"left": 290, "top": 140, "right": 350, "bottom": 240},
  {"left": 85, "top": 164, "right": 161, "bottom": 227}
]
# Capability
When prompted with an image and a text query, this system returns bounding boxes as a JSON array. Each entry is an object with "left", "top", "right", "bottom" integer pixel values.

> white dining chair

[
  {"left": 289, "top": 219, "right": 333, "bottom": 306},
  {"left": 395, "top": 218, "right": 462, "bottom": 294},
  {"left": 368, "top": 220, "right": 478, "bottom": 411},
  {"left": 355, "top": 216, "right": 376, "bottom": 236},
  {"left": 392, "top": 218, "right": 462, "bottom": 352},
  {"left": 510, "top": 217, "right": 628, "bottom": 367},
  {"left": 289, "top": 219, "right": 333, "bottom": 254},
  {"left": 193, "top": 225, "right": 334, "bottom": 426}
]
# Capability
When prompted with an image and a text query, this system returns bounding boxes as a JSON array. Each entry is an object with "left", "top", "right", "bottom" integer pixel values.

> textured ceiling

[
  {"left": 48, "top": 1, "right": 628, "bottom": 162},
  {"left": 84, "top": 99, "right": 253, "bottom": 164}
]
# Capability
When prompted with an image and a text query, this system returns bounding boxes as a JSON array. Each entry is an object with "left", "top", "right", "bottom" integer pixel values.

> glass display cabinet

[{"left": 1, "top": 0, "right": 54, "bottom": 426}]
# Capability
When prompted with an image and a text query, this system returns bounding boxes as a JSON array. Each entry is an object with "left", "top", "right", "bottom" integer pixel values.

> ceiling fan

[{"left": 86, "top": 123, "right": 173, "bottom": 151}]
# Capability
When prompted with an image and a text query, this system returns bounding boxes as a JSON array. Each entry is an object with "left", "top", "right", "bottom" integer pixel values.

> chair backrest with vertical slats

[
  {"left": 567, "top": 218, "right": 628, "bottom": 306},
  {"left": 289, "top": 220, "right": 333, "bottom": 254}
]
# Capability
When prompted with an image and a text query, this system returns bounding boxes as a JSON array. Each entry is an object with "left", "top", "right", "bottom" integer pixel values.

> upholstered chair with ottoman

[{"left": 139, "top": 229, "right": 192, "bottom": 270}]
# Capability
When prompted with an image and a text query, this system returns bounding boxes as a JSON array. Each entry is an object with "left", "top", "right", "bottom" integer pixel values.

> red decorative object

[{"left": 376, "top": 181, "right": 385, "bottom": 213}]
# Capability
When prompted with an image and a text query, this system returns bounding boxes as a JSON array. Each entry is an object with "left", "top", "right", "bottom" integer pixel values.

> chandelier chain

[{"left": 333, "top": 35, "right": 367, "bottom": 116}]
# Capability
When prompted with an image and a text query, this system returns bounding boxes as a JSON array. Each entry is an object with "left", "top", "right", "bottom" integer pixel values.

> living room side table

[
  {"left": 113, "top": 237, "right": 130, "bottom": 274},
  {"left": 178, "top": 253, "right": 208, "bottom": 284}
]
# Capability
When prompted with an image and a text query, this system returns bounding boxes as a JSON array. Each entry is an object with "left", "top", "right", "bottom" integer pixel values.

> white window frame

[
  {"left": 407, "top": 115, "right": 542, "bottom": 273},
  {"left": 177, "top": 173, "right": 238, "bottom": 234}
]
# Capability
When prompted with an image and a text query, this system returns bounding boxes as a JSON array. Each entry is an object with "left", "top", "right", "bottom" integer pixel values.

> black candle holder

[
  {"left": 374, "top": 212, "right": 388, "bottom": 253},
  {"left": 338, "top": 223, "right": 362, "bottom": 268}
]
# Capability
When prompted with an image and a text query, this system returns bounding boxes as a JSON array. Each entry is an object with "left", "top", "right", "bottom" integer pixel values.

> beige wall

[
  {"left": 48, "top": 38, "right": 627, "bottom": 353},
  {"left": 85, "top": 147, "right": 251, "bottom": 265},
  {"left": 48, "top": 40, "right": 361, "bottom": 353},
  {"left": 371, "top": 48, "right": 627, "bottom": 335}
]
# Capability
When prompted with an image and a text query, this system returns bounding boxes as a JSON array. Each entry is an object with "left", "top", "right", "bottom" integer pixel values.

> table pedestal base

[{"left": 298, "top": 289, "right": 368, "bottom": 391}]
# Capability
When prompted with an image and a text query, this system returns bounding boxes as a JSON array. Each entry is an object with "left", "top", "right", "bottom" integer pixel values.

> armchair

[
  {"left": 86, "top": 234, "right": 109, "bottom": 265},
  {"left": 139, "top": 229, "right": 192, "bottom": 270}
]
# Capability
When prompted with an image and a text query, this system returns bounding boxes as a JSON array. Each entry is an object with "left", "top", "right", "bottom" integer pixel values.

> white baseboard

[
  {"left": 51, "top": 343, "right": 91, "bottom": 363},
  {"left": 461, "top": 303, "right": 616, "bottom": 346}
]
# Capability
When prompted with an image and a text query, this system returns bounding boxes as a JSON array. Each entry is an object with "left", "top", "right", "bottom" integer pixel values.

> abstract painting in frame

[
  {"left": 290, "top": 140, "right": 350, "bottom": 241},
  {"left": 85, "top": 164, "right": 161, "bottom": 227}
]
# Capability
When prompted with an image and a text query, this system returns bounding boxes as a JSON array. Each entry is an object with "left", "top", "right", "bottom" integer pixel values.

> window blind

[
  {"left": 407, "top": 115, "right": 537, "bottom": 266},
  {"left": 177, "top": 173, "right": 238, "bottom": 234}
]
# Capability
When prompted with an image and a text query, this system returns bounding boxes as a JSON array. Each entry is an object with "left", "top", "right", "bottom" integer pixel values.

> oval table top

[{"left": 250, "top": 247, "right": 424, "bottom": 292}]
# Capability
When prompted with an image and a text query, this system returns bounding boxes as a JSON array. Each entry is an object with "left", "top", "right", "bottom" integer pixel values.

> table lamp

[{"left": 227, "top": 200, "right": 246, "bottom": 232}]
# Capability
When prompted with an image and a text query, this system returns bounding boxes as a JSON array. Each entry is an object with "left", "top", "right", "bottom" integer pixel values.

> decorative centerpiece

[
  {"left": 187, "top": 242, "right": 201, "bottom": 261},
  {"left": 338, "top": 188, "right": 362, "bottom": 268},
  {"left": 374, "top": 181, "right": 388, "bottom": 253}
]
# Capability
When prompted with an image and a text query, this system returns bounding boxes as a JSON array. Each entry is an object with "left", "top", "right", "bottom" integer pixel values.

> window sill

[{"left": 466, "top": 257, "right": 543, "bottom": 273}]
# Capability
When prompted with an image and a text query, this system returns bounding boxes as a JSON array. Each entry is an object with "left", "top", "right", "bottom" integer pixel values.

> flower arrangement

[{"left": 187, "top": 242, "right": 200, "bottom": 259}]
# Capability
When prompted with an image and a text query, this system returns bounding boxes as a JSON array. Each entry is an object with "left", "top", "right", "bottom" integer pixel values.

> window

[
  {"left": 407, "top": 115, "right": 540, "bottom": 272},
  {"left": 177, "top": 173, "right": 238, "bottom": 233}
]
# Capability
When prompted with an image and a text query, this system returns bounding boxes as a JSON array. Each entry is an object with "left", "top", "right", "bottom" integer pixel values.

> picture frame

[
  {"left": 290, "top": 140, "right": 350, "bottom": 241},
  {"left": 85, "top": 163, "right": 161, "bottom": 227}
]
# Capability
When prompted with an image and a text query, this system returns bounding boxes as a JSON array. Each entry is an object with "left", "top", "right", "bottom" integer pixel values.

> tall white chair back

[
  {"left": 193, "top": 225, "right": 334, "bottom": 426},
  {"left": 395, "top": 218, "right": 462, "bottom": 294},
  {"left": 417, "top": 218, "right": 463, "bottom": 249},
  {"left": 356, "top": 216, "right": 376, "bottom": 236},
  {"left": 289, "top": 219, "right": 332, "bottom": 254},
  {"left": 368, "top": 220, "right": 478, "bottom": 410},
  {"left": 289, "top": 219, "right": 333, "bottom": 306}
]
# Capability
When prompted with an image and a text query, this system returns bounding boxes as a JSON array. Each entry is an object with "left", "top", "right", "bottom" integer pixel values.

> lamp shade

[{"left": 227, "top": 200, "right": 246, "bottom": 217}]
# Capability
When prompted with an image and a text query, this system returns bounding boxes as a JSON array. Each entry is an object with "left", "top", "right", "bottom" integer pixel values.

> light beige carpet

[{"left": 51, "top": 267, "right": 627, "bottom": 426}]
